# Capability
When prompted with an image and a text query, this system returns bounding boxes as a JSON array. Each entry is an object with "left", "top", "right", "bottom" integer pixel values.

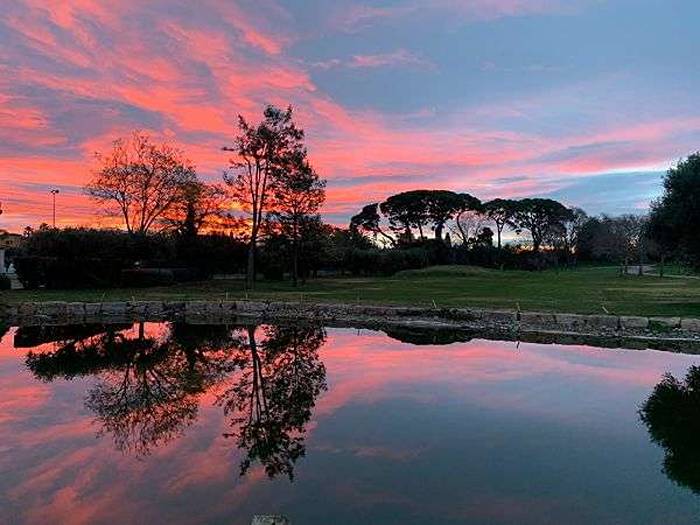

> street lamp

[{"left": 50, "top": 189, "right": 59, "bottom": 227}]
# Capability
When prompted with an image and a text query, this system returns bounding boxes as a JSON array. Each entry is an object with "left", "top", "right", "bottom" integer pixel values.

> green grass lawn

[{"left": 3, "top": 265, "right": 700, "bottom": 317}]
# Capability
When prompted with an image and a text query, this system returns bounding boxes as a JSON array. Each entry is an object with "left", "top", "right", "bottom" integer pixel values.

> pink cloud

[{"left": 0, "top": 0, "right": 693, "bottom": 231}]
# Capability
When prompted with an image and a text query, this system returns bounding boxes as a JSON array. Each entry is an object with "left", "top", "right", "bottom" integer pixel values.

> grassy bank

[{"left": 3, "top": 266, "right": 700, "bottom": 317}]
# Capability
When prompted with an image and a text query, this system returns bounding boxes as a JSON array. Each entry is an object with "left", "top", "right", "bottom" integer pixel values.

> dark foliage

[
  {"left": 648, "top": 153, "right": 700, "bottom": 268},
  {"left": 14, "top": 227, "right": 247, "bottom": 289},
  {"left": 640, "top": 366, "right": 700, "bottom": 493}
]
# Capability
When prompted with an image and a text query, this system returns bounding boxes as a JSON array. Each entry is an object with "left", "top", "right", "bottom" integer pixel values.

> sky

[{"left": 1, "top": 0, "right": 699, "bottom": 231}]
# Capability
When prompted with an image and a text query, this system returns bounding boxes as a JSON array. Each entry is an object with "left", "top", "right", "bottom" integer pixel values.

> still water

[{"left": 1, "top": 322, "right": 700, "bottom": 524}]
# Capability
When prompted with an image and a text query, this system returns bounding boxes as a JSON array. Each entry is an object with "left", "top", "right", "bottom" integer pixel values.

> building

[{"left": 0, "top": 230, "right": 24, "bottom": 250}]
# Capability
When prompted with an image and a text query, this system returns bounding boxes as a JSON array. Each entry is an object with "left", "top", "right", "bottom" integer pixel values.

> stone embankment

[{"left": 2, "top": 300, "right": 699, "bottom": 340}]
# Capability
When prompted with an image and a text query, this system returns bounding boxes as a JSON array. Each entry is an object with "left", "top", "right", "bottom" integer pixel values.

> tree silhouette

[
  {"left": 640, "top": 366, "right": 700, "bottom": 493},
  {"left": 23, "top": 322, "right": 328, "bottom": 480},
  {"left": 648, "top": 153, "right": 700, "bottom": 268},
  {"left": 85, "top": 131, "right": 197, "bottom": 235},
  {"left": 484, "top": 198, "right": 517, "bottom": 251},
  {"left": 217, "top": 324, "right": 327, "bottom": 480},
  {"left": 269, "top": 155, "right": 326, "bottom": 286},
  {"left": 223, "top": 105, "right": 306, "bottom": 289},
  {"left": 510, "top": 198, "right": 574, "bottom": 253},
  {"left": 350, "top": 203, "right": 394, "bottom": 246},
  {"left": 26, "top": 323, "right": 239, "bottom": 456}
]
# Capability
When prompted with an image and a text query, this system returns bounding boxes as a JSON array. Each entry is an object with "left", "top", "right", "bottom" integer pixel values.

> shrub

[
  {"left": 175, "top": 234, "right": 247, "bottom": 277},
  {"left": 14, "top": 227, "right": 247, "bottom": 289},
  {"left": 14, "top": 256, "right": 124, "bottom": 289},
  {"left": 0, "top": 275, "right": 10, "bottom": 290}
]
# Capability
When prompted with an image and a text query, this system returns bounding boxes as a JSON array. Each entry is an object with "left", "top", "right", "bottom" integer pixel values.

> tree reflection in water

[
  {"left": 22, "top": 322, "right": 327, "bottom": 480},
  {"left": 217, "top": 325, "right": 327, "bottom": 480},
  {"left": 640, "top": 365, "right": 700, "bottom": 494}
]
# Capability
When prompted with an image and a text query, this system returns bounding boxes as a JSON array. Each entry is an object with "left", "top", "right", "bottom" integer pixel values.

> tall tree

[
  {"left": 648, "top": 153, "right": 700, "bottom": 268},
  {"left": 270, "top": 156, "right": 326, "bottom": 286},
  {"left": 223, "top": 105, "right": 305, "bottom": 288},
  {"left": 379, "top": 190, "right": 431, "bottom": 240},
  {"left": 425, "top": 190, "right": 465, "bottom": 241},
  {"left": 85, "top": 131, "right": 196, "bottom": 234},
  {"left": 511, "top": 198, "right": 573, "bottom": 253},
  {"left": 484, "top": 199, "right": 517, "bottom": 251},
  {"left": 452, "top": 193, "right": 484, "bottom": 245},
  {"left": 349, "top": 203, "right": 395, "bottom": 246},
  {"left": 562, "top": 207, "right": 588, "bottom": 256}
]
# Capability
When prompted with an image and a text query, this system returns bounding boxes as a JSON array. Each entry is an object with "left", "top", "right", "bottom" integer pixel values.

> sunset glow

[{"left": 1, "top": 0, "right": 699, "bottom": 230}]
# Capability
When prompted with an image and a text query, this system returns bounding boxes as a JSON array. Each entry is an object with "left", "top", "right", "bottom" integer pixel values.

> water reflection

[
  {"left": 7, "top": 322, "right": 700, "bottom": 523},
  {"left": 21, "top": 322, "right": 326, "bottom": 480},
  {"left": 217, "top": 325, "right": 327, "bottom": 480},
  {"left": 640, "top": 366, "right": 700, "bottom": 494}
]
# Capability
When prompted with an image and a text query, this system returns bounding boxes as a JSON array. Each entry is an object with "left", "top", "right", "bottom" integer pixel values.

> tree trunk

[
  {"left": 497, "top": 227, "right": 502, "bottom": 251},
  {"left": 660, "top": 254, "right": 665, "bottom": 278},
  {"left": 292, "top": 239, "right": 299, "bottom": 287},
  {"left": 247, "top": 240, "right": 256, "bottom": 290},
  {"left": 435, "top": 223, "right": 443, "bottom": 242},
  {"left": 638, "top": 241, "right": 644, "bottom": 276}
]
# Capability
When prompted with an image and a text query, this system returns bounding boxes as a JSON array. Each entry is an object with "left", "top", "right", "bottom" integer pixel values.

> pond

[{"left": 1, "top": 321, "right": 700, "bottom": 524}]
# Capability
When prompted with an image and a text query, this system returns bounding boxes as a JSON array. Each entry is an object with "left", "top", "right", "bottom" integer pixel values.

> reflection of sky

[
  {"left": 2, "top": 325, "right": 700, "bottom": 523},
  {"left": 2, "top": 1, "right": 700, "bottom": 230}
]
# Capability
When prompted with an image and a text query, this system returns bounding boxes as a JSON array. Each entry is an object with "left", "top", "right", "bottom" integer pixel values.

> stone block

[
  {"left": 41, "top": 301, "right": 67, "bottom": 317},
  {"left": 481, "top": 310, "right": 517, "bottom": 324},
  {"left": 164, "top": 301, "right": 185, "bottom": 314},
  {"left": 127, "top": 301, "right": 147, "bottom": 315},
  {"left": 206, "top": 302, "right": 223, "bottom": 315},
  {"left": 185, "top": 301, "right": 209, "bottom": 315},
  {"left": 236, "top": 301, "right": 264, "bottom": 313},
  {"left": 555, "top": 313, "right": 586, "bottom": 329},
  {"left": 519, "top": 312, "right": 556, "bottom": 326},
  {"left": 681, "top": 318, "right": 700, "bottom": 332},
  {"left": 18, "top": 303, "right": 37, "bottom": 316},
  {"left": 85, "top": 303, "right": 101, "bottom": 316},
  {"left": 66, "top": 302, "right": 86, "bottom": 317},
  {"left": 619, "top": 316, "right": 649, "bottom": 330},
  {"left": 649, "top": 317, "right": 680, "bottom": 329},
  {"left": 137, "top": 301, "right": 166, "bottom": 319},
  {"left": 220, "top": 301, "right": 237, "bottom": 315},
  {"left": 583, "top": 314, "right": 619, "bottom": 329},
  {"left": 101, "top": 302, "right": 127, "bottom": 315},
  {"left": 446, "top": 308, "right": 482, "bottom": 322}
]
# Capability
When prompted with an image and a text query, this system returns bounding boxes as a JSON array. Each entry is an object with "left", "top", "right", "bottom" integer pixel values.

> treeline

[
  {"left": 348, "top": 190, "right": 658, "bottom": 271},
  {"left": 13, "top": 197, "right": 656, "bottom": 289},
  {"left": 10, "top": 102, "right": 700, "bottom": 289}
]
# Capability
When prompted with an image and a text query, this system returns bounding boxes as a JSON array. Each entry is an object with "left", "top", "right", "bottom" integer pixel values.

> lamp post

[{"left": 50, "top": 189, "right": 59, "bottom": 228}]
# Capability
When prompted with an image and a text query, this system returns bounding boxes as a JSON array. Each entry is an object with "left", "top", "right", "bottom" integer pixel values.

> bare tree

[
  {"left": 561, "top": 207, "right": 588, "bottom": 265},
  {"left": 85, "top": 131, "right": 196, "bottom": 234},
  {"left": 223, "top": 106, "right": 305, "bottom": 288}
]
